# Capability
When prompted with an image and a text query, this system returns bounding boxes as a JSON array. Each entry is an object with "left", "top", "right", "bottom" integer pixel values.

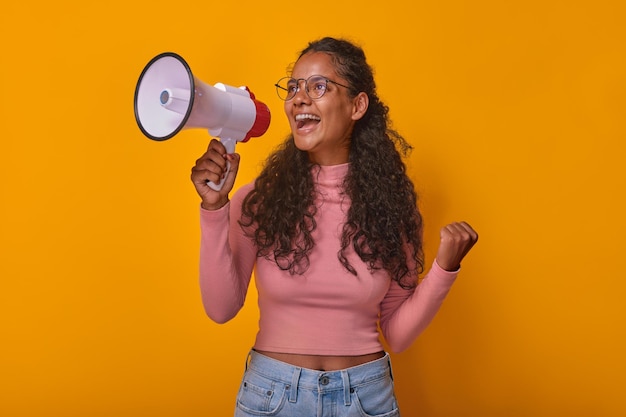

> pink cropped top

[{"left": 199, "top": 163, "right": 459, "bottom": 355}]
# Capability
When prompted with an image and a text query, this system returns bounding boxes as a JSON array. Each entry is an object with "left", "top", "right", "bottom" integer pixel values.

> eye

[
  {"left": 308, "top": 77, "right": 327, "bottom": 97},
  {"left": 286, "top": 80, "right": 298, "bottom": 93}
]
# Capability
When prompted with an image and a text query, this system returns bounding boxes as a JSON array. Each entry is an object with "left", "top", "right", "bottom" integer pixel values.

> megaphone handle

[{"left": 207, "top": 137, "right": 237, "bottom": 191}]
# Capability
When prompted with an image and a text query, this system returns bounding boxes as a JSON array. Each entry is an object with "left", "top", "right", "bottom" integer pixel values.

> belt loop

[
  {"left": 341, "top": 370, "right": 351, "bottom": 406},
  {"left": 245, "top": 350, "right": 252, "bottom": 372},
  {"left": 387, "top": 355, "right": 394, "bottom": 381},
  {"left": 289, "top": 367, "right": 301, "bottom": 403}
]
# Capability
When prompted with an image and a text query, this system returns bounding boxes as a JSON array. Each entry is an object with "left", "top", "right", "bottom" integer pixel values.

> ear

[{"left": 351, "top": 92, "right": 369, "bottom": 121}]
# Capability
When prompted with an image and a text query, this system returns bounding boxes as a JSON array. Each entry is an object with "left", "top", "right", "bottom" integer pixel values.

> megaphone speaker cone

[{"left": 134, "top": 52, "right": 194, "bottom": 141}]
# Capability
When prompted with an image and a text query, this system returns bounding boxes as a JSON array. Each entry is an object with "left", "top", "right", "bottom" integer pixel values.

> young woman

[{"left": 190, "top": 37, "right": 478, "bottom": 417}]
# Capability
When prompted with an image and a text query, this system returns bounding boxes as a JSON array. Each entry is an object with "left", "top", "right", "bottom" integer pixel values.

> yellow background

[{"left": 1, "top": 1, "right": 625, "bottom": 416}]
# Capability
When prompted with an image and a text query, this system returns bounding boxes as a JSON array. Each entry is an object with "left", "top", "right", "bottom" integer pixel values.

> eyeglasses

[{"left": 275, "top": 75, "right": 351, "bottom": 101}]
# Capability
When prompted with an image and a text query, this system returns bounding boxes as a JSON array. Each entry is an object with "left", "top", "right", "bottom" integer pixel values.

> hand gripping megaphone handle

[{"left": 206, "top": 136, "right": 237, "bottom": 191}]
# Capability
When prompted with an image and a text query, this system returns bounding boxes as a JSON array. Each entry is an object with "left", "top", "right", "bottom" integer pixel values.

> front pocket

[
  {"left": 352, "top": 375, "right": 400, "bottom": 417},
  {"left": 236, "top": 371, "right": 288, "bottom": 416}
]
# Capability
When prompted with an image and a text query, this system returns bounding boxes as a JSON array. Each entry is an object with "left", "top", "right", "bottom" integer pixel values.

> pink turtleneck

[{"left": 199, "top": 163, "right": 458, "bottom": 355}]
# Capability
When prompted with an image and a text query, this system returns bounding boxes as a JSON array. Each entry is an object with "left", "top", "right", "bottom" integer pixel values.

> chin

[{"left": 293, "top": 136, "right": 317, "bottom": 152}]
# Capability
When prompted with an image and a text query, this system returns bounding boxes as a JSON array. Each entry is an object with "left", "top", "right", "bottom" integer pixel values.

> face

[{"left": 284, "top": 52, "right": 368, "bottom": 165}]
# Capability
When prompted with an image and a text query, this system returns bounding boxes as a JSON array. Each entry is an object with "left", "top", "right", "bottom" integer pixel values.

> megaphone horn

[{"left": 133, "top": 52, "right": 271, "bottom": 190}]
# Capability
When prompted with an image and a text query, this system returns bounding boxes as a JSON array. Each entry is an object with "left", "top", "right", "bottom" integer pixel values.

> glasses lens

[
  {"left": 307, "top": 76, "right": 327, "bottom": 99},
  {"left": 275, "top": 76, "right": 330, "bottom": 100},
  {"left": 276, "top": 77, "right": 297, "bottom": 100}
]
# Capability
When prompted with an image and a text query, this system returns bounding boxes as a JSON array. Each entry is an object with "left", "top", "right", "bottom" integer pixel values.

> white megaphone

[{"left": 134, "top": 52, "right": 271, "bottom": 190}]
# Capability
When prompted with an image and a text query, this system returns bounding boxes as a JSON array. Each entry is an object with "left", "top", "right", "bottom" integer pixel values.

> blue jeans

[{"left": 234, "top": 350, "right": 400, "bottom": 417}]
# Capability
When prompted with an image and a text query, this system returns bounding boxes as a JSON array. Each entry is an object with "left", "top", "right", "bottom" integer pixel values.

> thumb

[{"left": 222, "top": 153, "right": 241, "bottom": 190}]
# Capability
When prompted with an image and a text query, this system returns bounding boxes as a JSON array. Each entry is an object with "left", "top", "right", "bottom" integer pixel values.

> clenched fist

[
  {"left": 190, "top": 139, "right": 240, "bottom": 210},
  {"left": 435, "top": 222, "right": 479, "bottom": 271}
]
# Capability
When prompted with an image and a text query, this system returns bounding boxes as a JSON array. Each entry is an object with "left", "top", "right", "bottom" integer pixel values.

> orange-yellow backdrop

[{"left": 1, "top": 1, "right": 625, "bottom": 416}]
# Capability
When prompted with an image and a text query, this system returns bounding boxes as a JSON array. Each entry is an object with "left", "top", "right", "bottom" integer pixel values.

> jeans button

[{"left": 320, "top": 376, "right": 330, "bottom": 385}]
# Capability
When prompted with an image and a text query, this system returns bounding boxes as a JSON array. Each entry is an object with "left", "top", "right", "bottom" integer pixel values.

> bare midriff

[{"left": 254, "top": 350, "right": 385, "bottom": 371}]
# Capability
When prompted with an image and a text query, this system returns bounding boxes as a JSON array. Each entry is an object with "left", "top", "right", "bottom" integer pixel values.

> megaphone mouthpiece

[{"left": 244, "top": 89, "right": 271, "bottom": 142}]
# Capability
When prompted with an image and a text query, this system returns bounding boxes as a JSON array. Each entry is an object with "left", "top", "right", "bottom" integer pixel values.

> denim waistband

[{"left": 245, "top": 350, "right": 393, "bottom": 405}]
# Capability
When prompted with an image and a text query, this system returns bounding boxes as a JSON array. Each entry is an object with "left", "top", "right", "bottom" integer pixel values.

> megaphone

[{"left": 133, "top": 52, "right": 271, "bottom": 190}]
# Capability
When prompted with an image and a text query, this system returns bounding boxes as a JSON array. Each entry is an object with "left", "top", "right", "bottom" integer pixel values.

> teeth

[{"left": 295, "top": 113, "right": 321, "bottom": 121}]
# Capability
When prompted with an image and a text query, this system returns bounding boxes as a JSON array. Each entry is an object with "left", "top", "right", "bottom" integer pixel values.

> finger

[
  {"left": 206, "top": 138, "right": 227, "bottom": 155},
  {"left": 455, "top": 221, "right": 479, "bottom": 243},
  {"left": 193, "top": 139, "right": 227, "bottom": 173},
  {"left": 190, "top": 165, "right": 223, "bottom": 188},
  {"left": 193, "top": 156, "right": 227, "bottom": 178},
  {"left": 442, "top": 222, "right": 478, "bottom": 242}
]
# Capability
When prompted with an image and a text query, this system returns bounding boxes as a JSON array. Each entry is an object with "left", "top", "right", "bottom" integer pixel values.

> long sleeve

[
  {"left": 198, "top": 164, "right": 461, "bottom": 354},
  {"left": 379, "top": 260, "right": 459, "bottom": 353},
  {"left": 198, "top": 183, "right": 257, "bottom": 324}
]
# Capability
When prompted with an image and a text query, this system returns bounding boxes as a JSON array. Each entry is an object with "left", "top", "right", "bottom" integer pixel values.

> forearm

[
  {"left": 198, "top": 203, "right": 255, "bottom": 323},
  {"left": 381, "top": 260, "right": 458, "bottom": 352}
]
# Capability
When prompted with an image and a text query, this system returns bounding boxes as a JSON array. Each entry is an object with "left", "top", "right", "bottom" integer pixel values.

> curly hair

[{"left": 240, "top": 37, "right": 424, "bottom": 289}]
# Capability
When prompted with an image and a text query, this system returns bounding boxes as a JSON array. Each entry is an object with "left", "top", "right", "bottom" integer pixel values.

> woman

[{"left": 190, "top": 37, "right": 478, "bottom": 417}]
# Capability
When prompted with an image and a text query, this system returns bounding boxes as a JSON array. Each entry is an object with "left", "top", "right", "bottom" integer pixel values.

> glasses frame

[{"left": 275, "top": 75, "right": 351, "bottom": 101}]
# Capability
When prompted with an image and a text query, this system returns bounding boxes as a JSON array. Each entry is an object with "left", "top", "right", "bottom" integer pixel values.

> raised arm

[
  {"left": 380, "top": 222, "right": 478, "bottom": 352},
  {"left": 192, "top": 139, "right": 257, "bottom": 323}
]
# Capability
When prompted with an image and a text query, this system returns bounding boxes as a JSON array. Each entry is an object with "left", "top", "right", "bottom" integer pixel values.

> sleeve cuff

[
  {"left": 429, "top": 259, "right": 460, "bottom": 284},
  {"left": 199, "top": 201, "right": 230, "bottom": 217}
]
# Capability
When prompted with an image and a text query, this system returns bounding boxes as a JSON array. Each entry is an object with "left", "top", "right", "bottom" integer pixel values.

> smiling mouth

[{"left": 295, "top": 113, "right": 321, "bottom": 129}]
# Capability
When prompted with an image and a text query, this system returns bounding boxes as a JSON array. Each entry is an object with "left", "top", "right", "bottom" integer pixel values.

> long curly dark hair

[{"left": 240, "top": 37, "right": 424, "bottom": 289}]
